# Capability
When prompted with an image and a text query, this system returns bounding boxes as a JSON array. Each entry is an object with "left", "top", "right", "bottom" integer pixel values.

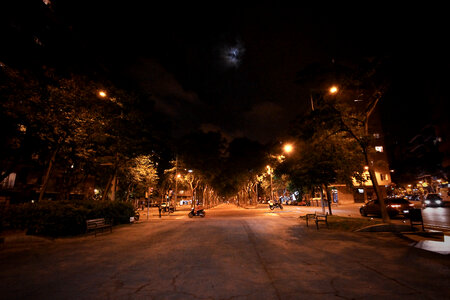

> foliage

[
  {"left": 214, "top": 137, "right": 269, "bottom": 198},
  {"left": 120, "top": 155, "right": 159, "bottom": 199},
  {"left": 292, "top": 57, "right": 392, "bottom": 220},
  {"left": 1, "top": 200, "right": 134, "bottom": 237},
  {"left": 0, "top": 64, "right": 169, "bottom": 201}
]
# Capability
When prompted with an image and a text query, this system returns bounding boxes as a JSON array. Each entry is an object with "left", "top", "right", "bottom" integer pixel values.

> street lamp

[
  {"left": 98, "top": 90, "right": 107, "bottom": 98},
  {"left": 283, "top": 143, "right": 293, "bottom": 154},
  {"left": 310, "top": 85, "right": 339, "bottom": 111},
  {"left": 329, "top": 86, "right": 338, "bottom": 94}
]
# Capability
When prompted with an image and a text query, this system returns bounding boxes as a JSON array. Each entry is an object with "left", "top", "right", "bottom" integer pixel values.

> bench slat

[
  {"left": 86, "top": 218, "right": 112, "bottom": 236},
  {"left": 302, "top": 212, "right": 328, "bottom": 230}
]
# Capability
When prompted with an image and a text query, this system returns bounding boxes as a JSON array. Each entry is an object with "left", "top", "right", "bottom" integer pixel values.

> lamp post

[
  {"left": 310, "top": 85, "right": 339, "bottom": 111},
  {"left": 267, "top": 165, "right": 273, "bottom": 202},
  {"left": 283, "top": 143, "right": 293, "bottom": 154},
  {"left": 175, "top": 173, "right": 180, "bottom": 206}
]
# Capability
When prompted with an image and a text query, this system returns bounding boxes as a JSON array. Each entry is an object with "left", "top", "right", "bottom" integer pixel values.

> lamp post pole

[
  {"left": 267, "top": 166, "right": 273, "bottom": 202},
  {"left": 174, "top": 156, "right": 178, "bottom": 207}
]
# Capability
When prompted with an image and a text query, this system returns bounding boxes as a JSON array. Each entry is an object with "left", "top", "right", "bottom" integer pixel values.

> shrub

[{"left": 2, "top": 200, "right": 134, "bottom": 237}]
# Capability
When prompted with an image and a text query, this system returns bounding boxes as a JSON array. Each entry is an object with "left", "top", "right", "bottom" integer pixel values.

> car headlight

[
  {"left": 435, "top": 200, "right": 442, "bottom": 204},
  {"left": 424, "top": 200, "right": 431, "bottom": 204}
]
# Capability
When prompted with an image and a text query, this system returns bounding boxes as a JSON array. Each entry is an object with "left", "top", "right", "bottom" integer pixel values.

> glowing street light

[
  {"left": 283, "top": 143, "right": 293, "bottom": 154},
  {"left": 329, "top": 86, "right": 338, "bottom": 94},
  {"left": 98, "top": 90, "right": 107, "bottom": 98}
]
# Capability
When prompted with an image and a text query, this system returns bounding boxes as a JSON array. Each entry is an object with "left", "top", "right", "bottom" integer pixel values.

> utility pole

[{"left": 174, "top": 156, "right": 178, "bottom": 207}]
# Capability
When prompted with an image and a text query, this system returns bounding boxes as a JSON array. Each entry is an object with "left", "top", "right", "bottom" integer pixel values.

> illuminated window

[
  {"left": 358, "top": 189, "right": 364, "bottom": 194},
  {"left": 375, "top": 146, "right": 383, "bottom": 152}
]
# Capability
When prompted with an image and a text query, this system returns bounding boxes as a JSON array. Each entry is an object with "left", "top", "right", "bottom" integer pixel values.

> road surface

[{"left": 1, "top": 204, "right": 449, "bottom": 299}]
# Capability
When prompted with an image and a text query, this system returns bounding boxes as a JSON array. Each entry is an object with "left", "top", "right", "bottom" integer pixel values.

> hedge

[{"left": 1, "top": 200, "right": 134, "bottom": 237}]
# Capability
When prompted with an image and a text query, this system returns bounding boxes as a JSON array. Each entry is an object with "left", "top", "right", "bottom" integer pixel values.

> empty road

[{"left": 1, "top": 204, "right": 449, "bottom": 299}]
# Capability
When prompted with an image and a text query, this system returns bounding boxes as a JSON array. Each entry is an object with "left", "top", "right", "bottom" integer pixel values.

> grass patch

[{"left": 327, "top": 215, "right": 383, "bottom": 231}]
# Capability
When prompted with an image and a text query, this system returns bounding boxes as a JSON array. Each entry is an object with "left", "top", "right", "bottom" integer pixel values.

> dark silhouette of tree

[{"left": 293, "top": 57, "right": 392, "bottom": 222}]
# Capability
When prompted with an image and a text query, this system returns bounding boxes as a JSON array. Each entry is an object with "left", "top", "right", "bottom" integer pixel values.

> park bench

[
  {"left": 301, "top": 212, "right": 328, "bottom": 230},
  {"left": 86, "top": 218, "right": 113, "bottom": 236}
]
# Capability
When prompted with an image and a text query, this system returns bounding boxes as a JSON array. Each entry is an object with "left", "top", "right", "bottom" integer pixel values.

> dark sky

[{"left": 3, "top": 1, "right": 449, "bottom": 145}]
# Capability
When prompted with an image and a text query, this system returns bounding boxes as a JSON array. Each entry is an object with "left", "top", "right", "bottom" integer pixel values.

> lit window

[
  {"left": 358, "top": 189, "right": 364, "bottom": 194},
  {"left": 375, "top": 146, "right": 383, "bottom": 152}
]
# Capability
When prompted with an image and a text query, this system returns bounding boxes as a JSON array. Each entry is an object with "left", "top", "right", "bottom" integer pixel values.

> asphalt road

[{"left": 1, "top": 204, "right": 449, "bottom": 299}]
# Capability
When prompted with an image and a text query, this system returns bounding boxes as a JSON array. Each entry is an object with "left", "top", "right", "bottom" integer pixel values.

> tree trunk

[
  {"left": 125, "top": 183, "right": 132, "bottom": 202},
  {"left": 38, "top": 146, "right": 59, "bottom": 202},
  {"left": 363, "top": 149, "right": 390, "bottom": 223},
  {"left": 102, "top": 154, "right": 119, "bottom": 201},
  {"left": 325, "top": 184, "right": 333, "bottom": 215},
  {"left": 319, "top": 187, "right": 326, "bottom": 214}
]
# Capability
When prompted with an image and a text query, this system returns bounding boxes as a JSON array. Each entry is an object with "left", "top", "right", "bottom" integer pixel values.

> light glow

[
  {"left": 329, "top": 86, "right": 338, "bottom": 94},
  {"left": 283, "top": 144, "right": 293, "bottom": 153}
]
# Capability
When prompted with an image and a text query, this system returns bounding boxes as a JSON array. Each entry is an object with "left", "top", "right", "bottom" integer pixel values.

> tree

[
  {"left": 293, "top": 57, "right": 392, "bottom": 222},
  {"left": 278, "top": 135, "right": 365, "bottom": 215},
  {"left": 120, "top": 155, "right": 158, "bottom": 203}
]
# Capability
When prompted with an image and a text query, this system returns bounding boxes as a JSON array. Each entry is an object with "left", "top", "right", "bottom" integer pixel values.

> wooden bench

[
  {"left": 86, "top": 218, "right": 113, "bottom": 236},
  {"left": 301, "top": 212, "right": 328, "bottom": 230}
]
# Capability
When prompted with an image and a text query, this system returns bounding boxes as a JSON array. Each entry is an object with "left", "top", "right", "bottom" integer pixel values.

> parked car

[
  {"left": 423, "top": 193, "right": 444, "bottom": 207},
  {"left": 360, "top": 198, "right": 415, "bottom": 218}
]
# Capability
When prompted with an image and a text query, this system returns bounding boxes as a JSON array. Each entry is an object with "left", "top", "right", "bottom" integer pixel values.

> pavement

[
  {"left": 1, "top": 204, "right": 449, "bottom": 299},
  {"left": 239, "top": 202, "right": 450, "bottom": 255}
]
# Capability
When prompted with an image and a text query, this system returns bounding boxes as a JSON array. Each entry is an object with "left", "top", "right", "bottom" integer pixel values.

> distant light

[
  {"left": 188, "top": 169, "right": 193, "bottom": 173},
  {"left": 98, "top": 91, "right": 107, "bottom": 97},
  {"left": 364, "top": 166, "right": 369, "bottom": 170},
  {"left": 283, "top": 144, "right": 293, "bottom": 153},
  {"left": 329, "top": 86, "right": 338, "bottom": 94}
]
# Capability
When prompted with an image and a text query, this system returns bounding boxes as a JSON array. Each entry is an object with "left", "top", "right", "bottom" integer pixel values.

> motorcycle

[
  {"left": 269, "top": 202, "right": 283, "bottom": 210},
  {"left": 134, "top": 209, "right": 140, "bottom": 221},
  {"left": 188, "top": 206, "right": 206, "bottom": 218}
]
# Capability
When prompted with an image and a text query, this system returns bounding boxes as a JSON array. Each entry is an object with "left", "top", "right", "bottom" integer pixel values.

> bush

[{"left": 1, "top": 200, "right": 134, "bottom": 237}]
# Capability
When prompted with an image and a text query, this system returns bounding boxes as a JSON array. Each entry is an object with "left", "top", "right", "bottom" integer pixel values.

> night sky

[{"left": 2, "top": 1, "right": 449, "bottom": 147}]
